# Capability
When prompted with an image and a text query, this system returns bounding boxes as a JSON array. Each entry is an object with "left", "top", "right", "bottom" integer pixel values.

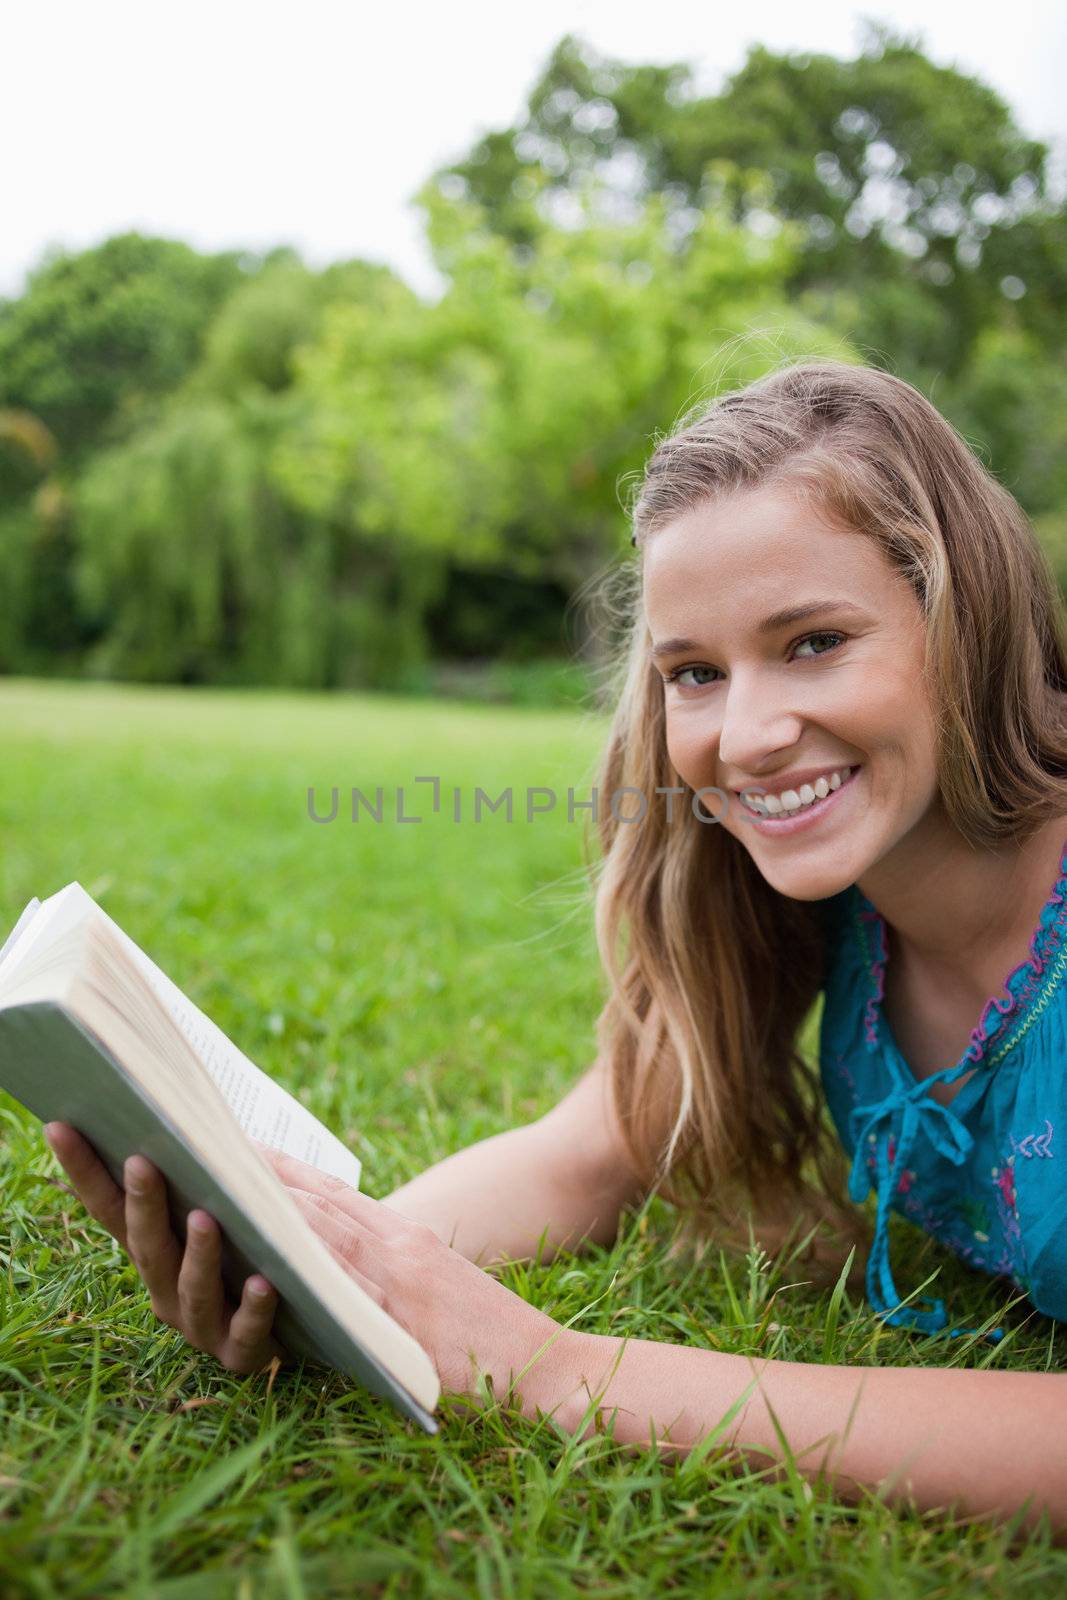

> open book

[{"left": 0, "top": 884, "right": 440, "bottom": 1432}]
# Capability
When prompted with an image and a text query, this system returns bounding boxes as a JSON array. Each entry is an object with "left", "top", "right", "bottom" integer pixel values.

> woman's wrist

[
  {"left": 515, "top": 1330, "right": 758, "bottom": 1454},
  {"left": 510, "top": 1326, "right": 609, "bottom": 1435}
]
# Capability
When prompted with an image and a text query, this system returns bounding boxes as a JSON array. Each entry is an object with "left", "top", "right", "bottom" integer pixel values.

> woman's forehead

[
  {"left": 645, "top": 497, "right": 882, "bottom": 596},
  {"left": 640, "top": 491, "right": 916, "bottom": 648}
]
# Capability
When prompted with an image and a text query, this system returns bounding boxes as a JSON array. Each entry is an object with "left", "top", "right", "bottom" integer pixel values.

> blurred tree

[
  {"left": 0, "top": 408, "right": 77, "bottom": 673},
  {"left": 0, "top": 409, "right": 57, "bottom": 474},
  {"left": 280, "top": 177, "right": 852, "bottom": 669},
  {"left": 0, "top": 233, "right": 247, "bottom": 463},
  {"left": 443, "top": 28, "right": 1065, "bottom": 378},
  {"left": 3, "top": 33, "right": 1062, "bottom": 692},
  {"left": 193, "top": 255, "right": 409, "bottom": 399},
  {"left": 938, "top": 324, "right": 1067, "bottom": 597},
  {"left": 71, "top": 254, "right": 434, "bottom": 689},
  {"left": 0, "top": 234, "right": 251, "bottom": 676},
  {"left": 76, "top": 397, "right": 282, "bottom": 683}
]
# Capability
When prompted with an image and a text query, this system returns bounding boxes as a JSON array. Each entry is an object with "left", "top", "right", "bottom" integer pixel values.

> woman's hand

[
  {"left": 42, "top": 1124, "right": 576, "bottom": 1412},
  {"left": 42, "top": 1122, "right": 283, "bottom": 1374},
  {"left": 257, "top": 1147, "right": 571, "bottom": 1405}
]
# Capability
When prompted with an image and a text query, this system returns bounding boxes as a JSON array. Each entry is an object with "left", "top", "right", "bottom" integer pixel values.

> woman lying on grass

[{"left": 46, "top": 361, "right": 1067, "bottom": 1538}]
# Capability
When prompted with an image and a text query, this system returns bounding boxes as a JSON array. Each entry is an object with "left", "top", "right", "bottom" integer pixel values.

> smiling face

[{"left": 642, "top": 481, "right": 945, "bottom": 901}]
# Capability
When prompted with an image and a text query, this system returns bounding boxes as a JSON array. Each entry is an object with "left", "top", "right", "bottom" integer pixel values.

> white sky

[{"left": 5, "top": 0, "right": 1065, "bottom": 302}]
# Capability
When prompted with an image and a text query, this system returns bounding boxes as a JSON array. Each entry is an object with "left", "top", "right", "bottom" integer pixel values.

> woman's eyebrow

[{"left": 650, "top": 599, "right": 867, "bottom": 659}]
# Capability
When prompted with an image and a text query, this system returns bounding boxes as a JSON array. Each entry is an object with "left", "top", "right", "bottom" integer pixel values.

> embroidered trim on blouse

[{"left": 852, "top": 836, "right": 1067, "bottom": 1068}]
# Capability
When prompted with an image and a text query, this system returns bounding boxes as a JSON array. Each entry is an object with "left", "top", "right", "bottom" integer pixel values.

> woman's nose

[{"left": 716, "top": 671, "right": 804, "bottom": 773}]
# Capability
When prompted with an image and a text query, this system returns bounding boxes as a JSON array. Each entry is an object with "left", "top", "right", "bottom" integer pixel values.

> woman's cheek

[{"left": 664, "top": 714, "right": 714, "bottom": 794}]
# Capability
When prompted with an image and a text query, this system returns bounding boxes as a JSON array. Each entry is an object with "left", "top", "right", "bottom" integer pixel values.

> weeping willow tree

[
  {"left": 75, "top": 396, "right": 316, "bottom": 685},
  {"left": 72, "top": 389, "right": 447, "bottom": 690},
  {"left": 68, "top": 250, "right": 448, "bottom": 691}
]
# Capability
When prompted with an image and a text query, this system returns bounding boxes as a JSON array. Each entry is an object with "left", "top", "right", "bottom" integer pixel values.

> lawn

[{"left": 1, "top": 677, "right": 1065, "bottom": 1599}]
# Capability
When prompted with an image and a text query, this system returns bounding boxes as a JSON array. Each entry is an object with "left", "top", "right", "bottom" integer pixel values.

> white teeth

[{"left": 744, "top": 766, "right": 854, "bottom": 818}]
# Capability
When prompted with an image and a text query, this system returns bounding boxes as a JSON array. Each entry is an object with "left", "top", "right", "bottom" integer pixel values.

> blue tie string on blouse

[{"left": 818, "top": 837, "right": 1067, "bottom": 1343}]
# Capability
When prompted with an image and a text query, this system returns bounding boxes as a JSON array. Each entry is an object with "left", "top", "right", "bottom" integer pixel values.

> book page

[
  {"left": 0, "top": 898, "right": 42, "bottom": 971},
  {"left": 4, "top": 884, "right": 361, "bottom": 1189},
  {"left": 142, "top": 972, "right": 362, "bottom": 1190}
]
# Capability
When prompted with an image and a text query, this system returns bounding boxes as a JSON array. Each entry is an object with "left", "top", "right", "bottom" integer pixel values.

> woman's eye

[
  {"left": 662, "top": 632, "right": 846, "bottom": 689},
  {"left": 793, "top": 631, "right": 845, "bottom": 659},
  {"left": 667, "top": 665, "right": 719, "bottom": 688}
]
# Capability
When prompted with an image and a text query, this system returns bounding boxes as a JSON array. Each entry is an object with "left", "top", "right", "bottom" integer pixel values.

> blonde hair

[{"left": 592, "top": 360, "right": 1067, "bottom": 1284}]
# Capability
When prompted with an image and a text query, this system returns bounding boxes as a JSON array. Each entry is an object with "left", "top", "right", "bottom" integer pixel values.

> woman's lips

[{"left": 737, "top": 765, "right": 862, "bottom": 832}]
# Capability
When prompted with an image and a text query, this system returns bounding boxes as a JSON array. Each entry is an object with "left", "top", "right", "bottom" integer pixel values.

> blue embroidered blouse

[{"left": 818, "top": 836, "right": 1067, "bottom": 1339}]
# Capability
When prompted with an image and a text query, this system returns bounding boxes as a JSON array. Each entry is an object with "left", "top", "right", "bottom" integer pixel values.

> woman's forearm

[
  {"left": 526, "top": 1330, "right": 1067, "bottom": 1538},
  {"left": 380, "top": 1121, "right": 627, "bottom": 1267}
]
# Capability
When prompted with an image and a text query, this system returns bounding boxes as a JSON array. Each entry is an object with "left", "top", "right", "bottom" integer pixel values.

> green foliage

[
  {"left": 75, "top": 397, "right": 286, "bottom": 684},
  {"left": 940, "top": 326, "right": 1067, "bottom": 518},
  {"left": 0, "top": 504, "right": 34, "bottom": 671},
  {"left": 194, "top": 255, "right": 411, "bottom": 399},
  {"left": 282, "top": 175, "right": 848, "bottom": 646},
  {"left": 0, "top": 234, "right": 247, "bottom": 461},
  {"left": 0, "top": 31, "right": 1065, "bottom": 692},
  {"left": 448, "top": 28, "right": 1064, "bottom": 377},
  {"left": 68, "top": 255, "right": 439, "bottom": 690}
]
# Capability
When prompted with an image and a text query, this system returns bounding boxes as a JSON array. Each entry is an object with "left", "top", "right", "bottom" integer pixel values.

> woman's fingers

[
  {"left": 43, "top": 1126, "right": 285, "bottom": 1374},
  {"left": 123, "top": 1154, "right": 184, "bottom": 1315},
  {"left": 254, "top": 1145, "right": 402, "bottom": 1240},
  {"left": 289, "top": 1189, "right": 365, "bottom": 1263},
  {"left": 287, "top": 1190, "right": 388, "bottom": 1306},
  {"left": 317, "top": 1228, "right": 388, "bottom": 1308},
  {"left": 43, "top": 1123, "right": 128, "bottom": 1247},
  {"left": 223, "top": 1276, "right": 282, "bottom": 1372},
  {"left": 176, "top": 1211, "right": 228, "bottom": 1350}
]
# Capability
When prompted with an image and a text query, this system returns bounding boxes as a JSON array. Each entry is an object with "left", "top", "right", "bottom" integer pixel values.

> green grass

[{"left": 1, "top": 676, "right": 1065, "bottom": 1599}]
